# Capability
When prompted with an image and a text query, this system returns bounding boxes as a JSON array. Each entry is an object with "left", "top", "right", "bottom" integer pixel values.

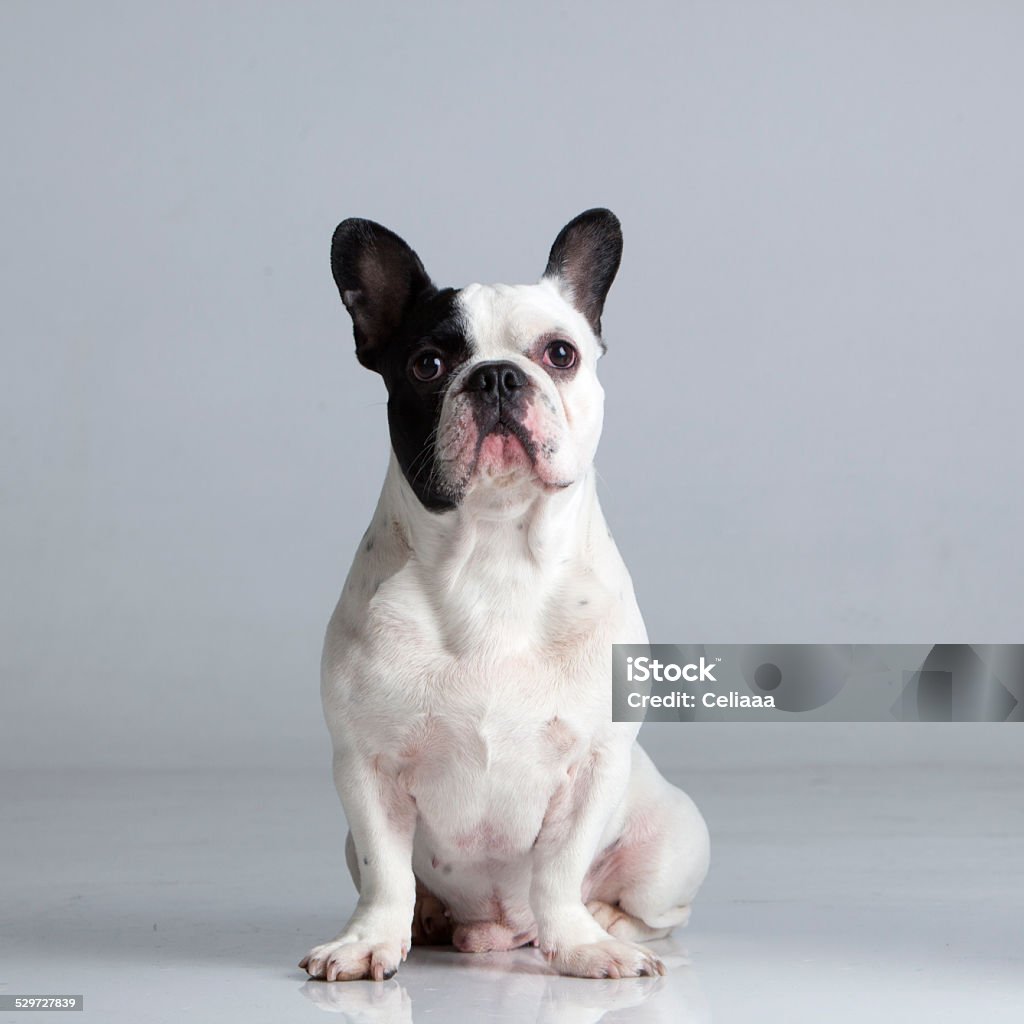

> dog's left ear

[{"left": 542, "top": 209, "right": 623, "bottom": 337}]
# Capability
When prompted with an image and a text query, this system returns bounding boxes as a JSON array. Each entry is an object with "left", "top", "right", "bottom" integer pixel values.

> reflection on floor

[
  {"left": 2, "top": 754, "right": 1022, "bottom": 1023},
  {"left": 300, "top": 943, "right": 707, "bottom": 1024}
]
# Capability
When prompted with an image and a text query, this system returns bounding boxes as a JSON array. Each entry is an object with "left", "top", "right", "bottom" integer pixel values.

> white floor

[{"left": 3, "top": 748, "right": 1023, "bottom": 1023}]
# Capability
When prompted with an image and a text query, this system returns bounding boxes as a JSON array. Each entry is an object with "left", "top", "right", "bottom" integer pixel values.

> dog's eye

[
  {"left": 542, "top": 340, "right": 577, "bottom": 370},
  {"left": 410, "top": 350, "right": 446, "bottom": 382}
]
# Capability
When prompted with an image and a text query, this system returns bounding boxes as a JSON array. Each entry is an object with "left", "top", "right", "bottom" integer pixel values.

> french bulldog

[{"left": 300, "top": 210, "right": 710, "bottom": 982}]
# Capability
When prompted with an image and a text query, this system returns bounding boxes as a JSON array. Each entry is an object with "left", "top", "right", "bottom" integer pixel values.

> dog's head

[{"left": 331, "top": 210, "right": 621, "bottom": 512}]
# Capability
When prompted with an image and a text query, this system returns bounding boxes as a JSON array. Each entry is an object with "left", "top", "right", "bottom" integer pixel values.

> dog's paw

[
  {"left": 545, "top": 938, "right": 666, "bottom": 979},
  {"left": 586, "top": 899, "right": 676, "bottom": 941},
  {"left": 299, "top": 936, "right": 406, "bottom": 982},
  {"left": 411, "top": 892, "right": 453, "bottom": 946}
]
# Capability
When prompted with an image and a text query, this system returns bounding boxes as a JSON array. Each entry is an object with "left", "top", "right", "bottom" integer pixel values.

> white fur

[{"left": 301, "top": 281, "right": 710, "bottom": 982}]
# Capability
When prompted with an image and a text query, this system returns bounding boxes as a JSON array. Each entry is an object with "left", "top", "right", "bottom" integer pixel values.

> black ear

[
  {"left": 330, "top": 219, "right": 434, "bottom": 371},
  {"left": 542, "top": 209, "right": 622, "bottom": 336}
]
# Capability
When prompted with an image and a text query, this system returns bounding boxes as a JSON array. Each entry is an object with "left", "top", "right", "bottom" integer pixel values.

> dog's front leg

[
  {"left": 530, "top": 744, "right": 666, "bottom": 979},
  {"left": 300, "top": 752, "right": 417, "bottom": 981}
]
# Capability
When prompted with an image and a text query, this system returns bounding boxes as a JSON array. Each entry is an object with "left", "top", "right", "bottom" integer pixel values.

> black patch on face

[
  {"left": 331, "top": 218, "right": 472, "bottom": 511},
  {"left": 375, "top": 287, "right": 471, "bottom": 511}
]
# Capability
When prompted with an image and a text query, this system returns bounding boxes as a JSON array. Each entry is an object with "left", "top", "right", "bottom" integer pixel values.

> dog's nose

[{"left": 465, "top": 361, "right": 528, "bottom": 404}]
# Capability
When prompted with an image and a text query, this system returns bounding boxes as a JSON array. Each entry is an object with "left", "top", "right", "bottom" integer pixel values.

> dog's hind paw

[
  {"left": 586, "top": 899, "right": 675, "bottom": 941},
  {"left": 411, "top": 891, "right": 453, "bottom": 946}
]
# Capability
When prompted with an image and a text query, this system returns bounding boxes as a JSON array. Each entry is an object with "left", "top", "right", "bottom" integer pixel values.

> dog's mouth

[
  {"left": 474, "top": 418, "right": 534, "bottom": 475},
  {"left": 466, "top": 419, "right": 572, "bottom": 494},
  {"left": 437, "top": 396, "right": 573, "bottom": 501}
]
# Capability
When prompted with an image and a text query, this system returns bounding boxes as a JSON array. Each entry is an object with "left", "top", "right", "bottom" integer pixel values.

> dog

[{"left": 300, "top": 210, "right": 710, "bottom": 982}]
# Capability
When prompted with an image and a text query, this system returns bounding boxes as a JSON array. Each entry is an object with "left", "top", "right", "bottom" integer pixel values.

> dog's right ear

[{"left": 331, "top": 219, "right": 434, "bottom": 371}]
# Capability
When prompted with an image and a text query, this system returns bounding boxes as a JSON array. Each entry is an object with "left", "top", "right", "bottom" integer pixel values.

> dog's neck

[
  {"left": 381, "top": 452, "right": 601, "bottom": 576},
  {"left": 373, "top": 453, "right": 614, "bottom": 654}
]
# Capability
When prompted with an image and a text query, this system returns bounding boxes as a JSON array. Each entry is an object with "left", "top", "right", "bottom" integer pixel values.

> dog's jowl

[{"left": 300, "top": 210, "right": 710, "bottom": 982}]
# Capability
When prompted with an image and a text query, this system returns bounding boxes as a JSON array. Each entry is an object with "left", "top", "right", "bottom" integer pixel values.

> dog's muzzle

[
  {"left": 464, "top": 361, "right": 534, "bottom": 436},
  {"left": 457, "top": 360, "right": 540, "bottom": 469}
]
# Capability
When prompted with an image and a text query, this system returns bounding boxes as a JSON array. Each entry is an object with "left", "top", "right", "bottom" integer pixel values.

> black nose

[{"left": 465, "top": 361, "right": 528, "bottom": 404}]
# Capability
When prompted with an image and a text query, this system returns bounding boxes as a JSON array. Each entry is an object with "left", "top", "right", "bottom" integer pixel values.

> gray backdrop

[{"left": 2, "top": 1, "right": 1022, "bottom": 774}]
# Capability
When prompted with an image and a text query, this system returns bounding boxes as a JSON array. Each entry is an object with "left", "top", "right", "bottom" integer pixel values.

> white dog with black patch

[{"left": 300, "top": 210, "right": 709, "bottom": 982}]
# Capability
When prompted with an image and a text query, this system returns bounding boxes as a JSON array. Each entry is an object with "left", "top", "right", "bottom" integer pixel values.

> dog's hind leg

[{"left": 583, "top": 744, "right": 709, "bottom": 940}]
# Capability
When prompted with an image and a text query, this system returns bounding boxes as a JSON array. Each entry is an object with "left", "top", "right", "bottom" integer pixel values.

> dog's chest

[
  {"left": 323, "top": 510, "right": 641, "bottom": 859},
  {"left": 398, "top": 696, "right": 590, "bottom": 857},
  {"left": 335, "top": 604, "right": 614, "bottom": 857}
]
